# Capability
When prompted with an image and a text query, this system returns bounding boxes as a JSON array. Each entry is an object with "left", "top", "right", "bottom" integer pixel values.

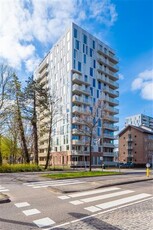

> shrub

[{"left": 0, "top": 164, "right": 43, "bottom": 173}]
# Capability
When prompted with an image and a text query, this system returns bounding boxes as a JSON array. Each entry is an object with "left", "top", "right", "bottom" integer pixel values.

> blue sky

[{"left": 0, "top": 0, "right": 152, "bottom": 130}]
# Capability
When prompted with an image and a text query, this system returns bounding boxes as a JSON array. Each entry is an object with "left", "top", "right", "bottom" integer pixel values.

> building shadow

[{"left": 53, "top": 212, "right": 122, "bottom": 230}]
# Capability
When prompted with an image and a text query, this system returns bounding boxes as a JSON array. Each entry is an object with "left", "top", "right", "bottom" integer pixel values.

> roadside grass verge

[
  {"left": 43, "top": 171, "right": 122, "bottom": 179},
  {"left": 0, "top": 164, "right": 43, "bottom": 173}
]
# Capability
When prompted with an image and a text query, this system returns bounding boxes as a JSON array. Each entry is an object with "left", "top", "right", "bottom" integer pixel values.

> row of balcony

[
  {"left": 103, "top": 123, "right": 119, "bottom": 131},
  {"left": 97, "top": 56, "right": 119, "bottom": 72},
  {"left": 97, "top": 73, "right": 119, "bottom": 89},
  {"left": 97, "top": 65, "right": 119, "bottom": 80},
  {"left": 97, "top": 46, "right": 119, "bottom": 64},
  {"left": 72, "top": 140, "right": 115, "bottom": 148}
]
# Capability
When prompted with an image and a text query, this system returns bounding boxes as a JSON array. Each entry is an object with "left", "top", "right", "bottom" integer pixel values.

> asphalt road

[{"left": 0, "top": 172, "right": 153, "bottom": 230}]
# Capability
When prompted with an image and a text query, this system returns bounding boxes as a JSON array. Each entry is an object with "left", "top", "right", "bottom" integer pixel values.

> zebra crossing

[
  {"left": 23, "top": 178, "right": 85, "bottom": 189},
  {"left": 0, "top": 185, "right": 9, "bottom": 193},
  {"left": 58, "top": 186, "right": 152, "bottom": 213}
]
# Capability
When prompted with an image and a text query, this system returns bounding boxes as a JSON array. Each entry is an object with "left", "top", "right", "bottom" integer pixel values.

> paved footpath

[{"left": 51, "top": 199, "right": 153, "bottom": 230}]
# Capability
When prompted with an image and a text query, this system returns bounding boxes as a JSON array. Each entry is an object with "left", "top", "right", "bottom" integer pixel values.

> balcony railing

[
  {"left": 72, "top": 106, "right": 90, "bottom": 114},
  {"left": 72, "top": 84, "right": 90, "bottom": 95},
  {"left": 97, "top": 73, "right": 119, "bottom": 89},
  {"left": 104, "top": 115, "right": 119, "bottom": 123},
  {"left": 103, "top": 87, "right": 119, "bottom": 97},
  {"left": 103, "top": 96, "right": 119, "bottom": 106},
  {"left": 72, "top": 95, "right": 91, "bottom": 105},
  {"left": 103, "top": 124, "right": 119, "bottom": 131},
  {"left": 103, "top": 143, "right": 115, "bottom": 148},
  {"left": 103, "top": 152, "right": 115, "bottom": 157},
  {"left": 103, "top": 133, "right": 116, "bottom": 139},
  {"left": 72, "top": 73, "right": 90, "bottom": 85}
]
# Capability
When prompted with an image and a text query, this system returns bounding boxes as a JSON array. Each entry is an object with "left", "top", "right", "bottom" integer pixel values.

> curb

[
  {"left": 56, "top": 178, "right": 153, "bottom": 194},
  {"left": 0, "top": 193, "right": 11, "bottom": 204}
]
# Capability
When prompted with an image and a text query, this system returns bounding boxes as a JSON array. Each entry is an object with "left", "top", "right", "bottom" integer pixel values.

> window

[
  {"left": 74, "top": 49, "right": 77, "bottom": 59},
  {"left": 78, "top": 61, "right": 81, "bottom": 71},
  {"left": 75, "top": 40, "right": 79, "bottom": 50},
  {"left": 83, "top": 44, "right": 85, "bottom": 53},
  {"left": 83, "top": 34, "right": 87, "bottom": 44},
  {"left": 93, "top": 78, "right": 96, "bottom": 87},
  {"left": 85, "top": 75, "right": 88, "bottom": 83},
  {"left": 98, "top": 81, "right": 101, "bottom": 90},
  {"left": 93, "top": 40, "right": 95, "bottom": 49},
  {"left": 90, "top": 48, "right": 93, "bottom": 57},
  {"left": 90, "top": 87, "right": 93, "bottom": 96},
  {"left": 97, "top": 90, "right": 99, "bottom": 98},
  {"left": 74, "top": 28, "right": 77, "bottom": 38},
  {"left": 73, "top": 59, "right": 76, "bottom": 69},
  {"left": 84, "top": 54, "right": 86, "bottom": 63},
  {"left": 90, "top": 67, "right": 93, "bottom": 76},
  {"left": 86, "top": 46, "right": 88, "bottom": 55},
  {"left": 93, "top": 60, "right": 96, "bottom": 68}
]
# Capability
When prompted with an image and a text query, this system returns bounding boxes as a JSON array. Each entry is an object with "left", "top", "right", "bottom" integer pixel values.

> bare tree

[
  {"left": 0, "top": 64, "right": 13, "bottom": 165},
  {"left": 73, "top": 98, "right": 106, "bottom": 171},
  {"left": 37, "top": 85, "right": 60, "bottom": 169}
]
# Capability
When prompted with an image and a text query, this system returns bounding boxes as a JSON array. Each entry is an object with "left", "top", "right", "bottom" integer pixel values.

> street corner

[{"left": 0, "top": 193, "right": 11, "bottom": 204}]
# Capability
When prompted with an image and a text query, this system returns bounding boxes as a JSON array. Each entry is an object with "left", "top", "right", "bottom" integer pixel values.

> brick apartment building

[{"left": 119, "top": 125, "right": 153, "bottom": 166}]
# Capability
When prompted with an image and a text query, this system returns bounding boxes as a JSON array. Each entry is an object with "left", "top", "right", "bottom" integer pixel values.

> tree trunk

[
  {"left": 32, "top": 91, "right": 38, "bottom": 165},
  {"left": 0, "top": 135, "right": 2, "bottom": 166},
  {"left": 45, "top": 118, "right": 52, "bottom": 169},
  {"left": 89, "top": 136, "right": 92, "bottom": 172},
  {"left": 16, "top": 98, "right": 29, "bottom": 163}
]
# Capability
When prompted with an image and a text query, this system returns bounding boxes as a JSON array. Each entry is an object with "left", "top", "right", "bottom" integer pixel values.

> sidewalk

[{"left": 50, "top": 174, "right": 153, "bottom": 193}]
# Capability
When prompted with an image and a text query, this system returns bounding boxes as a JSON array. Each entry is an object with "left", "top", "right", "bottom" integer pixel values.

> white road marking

[
  {"left": 96, "top": 193, "right": 151, "bottom": 209},
  {"left": 33, "top": 217, "right": 55, "bottom": 228},
  {"left": 15, "top": 202, "right": 30, "bottom": 208},
  {"left": 0, "top": 189, "right": 9, "bottom": 192},
  {"left": 58, "top": 195, "right": 70, "bottom": 200},
  {"left": 22, "top": 209, "right": 40, "bottom": 216},
  {"left": 33, "top": 181, "right": 84, "bottom": 188},
  {"left": 70, "top": 200, "right": 84, "bottom": 205},
  {"left": 85, "top": 206, "right": 101, "bottom": 213},
  {"left": 67, "top": 187, "right": 121, "bottom": 198},
  {"left": 23, "top": 179, "right": 81, "bottom": 186},
  {"left": 79, "top": 190, "right": 134, "bottom": 203},
  {"left": 49, "top": 197, "right": 153, "bottom": 229}
]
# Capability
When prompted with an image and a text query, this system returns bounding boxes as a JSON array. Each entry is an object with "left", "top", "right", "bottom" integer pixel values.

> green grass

[
  {"left": 43, "top": 171, "right": 121, "bottom": 179},
  {"left": 0, "top": 164, "right": 43, "bottom": 173}
]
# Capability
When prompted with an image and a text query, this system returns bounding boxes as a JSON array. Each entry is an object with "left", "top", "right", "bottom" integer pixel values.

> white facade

[
  {"left": 125, "top": 114, "right": 153, "bottom": 130},
  {"left": 35, "top": 23, "right": 119, "bottom": 167}
]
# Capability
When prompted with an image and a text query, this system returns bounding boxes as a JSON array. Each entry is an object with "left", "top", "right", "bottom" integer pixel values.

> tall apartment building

[
  {"left": 119, "top": 125, "right": 153, "bottom": 166},
  {"left": 35, "top": 23, "right": 119, "bottom": 167},
  {"left": 125, "top": 114, "right": 153, "bottom": 130}
]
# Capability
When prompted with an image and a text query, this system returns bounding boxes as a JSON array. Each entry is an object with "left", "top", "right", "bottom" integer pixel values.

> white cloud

[
  {"left": 131, "top": 69, "right": 153, "bottom": 100},
  {"left": 0, "top": 0, "right": 117, "bottom": 73}
]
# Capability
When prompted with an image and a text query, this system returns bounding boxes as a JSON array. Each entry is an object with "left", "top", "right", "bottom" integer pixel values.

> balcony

[
  {"left": 103, "top": 152, "right": 115, "bottom": 157},
  {"left": 103, "top": 96, "right": 119, "bottom": 106},
  {"left": 104, "top": 105, "right": 119, "bottom": 114},
  {"left": 103, "top": 133, "right": 116, "bottom": 139},
  {"left": 103, "top": 124, "right": 119, "bottom": 131},
  {"left": 103, "top": 87, "right": 119, "bottom": 98},
  {"left": 72, "top": 129, "right": 85, "bottom": 135},
  {"left": 38, "top": 60, "right": 49, "bottom": 73},
  {"left": 126, "top": 138, "right": 133, "bottom": 142},
  {"left": 97, "top": 72, "right": 119, "bottom": 89},
  {"left": 72, "top": 106, "right": 90, "bottom": 114},
  {"left": 72, "top": 73, "right": 90, "bottom": 85},
  {"left": 103, "top": 143, "right": 115, "bottom": 148},
  {"left": 72, "top": 95, "right": 91, "bottom": 105},
  {"left": 126, "top": 146, "right": 133, "bottom": 150},
  {"left": 72, "top": 84, "right": 90, "bottom": 95},
  {"left": 72, "top": 140, "right": 85, "bottom": 145},
  {"left": 104, "top": 115, "right": 119, "bottom": 123},
  {"left": 97, "top": 56, "right": 119, "bottom": 73}
]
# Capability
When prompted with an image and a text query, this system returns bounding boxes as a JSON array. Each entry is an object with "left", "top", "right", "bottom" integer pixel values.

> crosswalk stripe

[
  {"left": 15, "top": 202, "right": 30, "bottom": 208},
  {"left": 23, "top": 179, "right": 81, "bottom": 186},
  {"left": 70, "top": 190, "right": 134, "bottom": 205},
  {"left": 62, "top": 187, "right": 121, "bottom": 199},
  {"left": 33, "top": 217, "right": 55, "bottom": 228},
  {"left": 22, "top": 209, "right": 41, "bottom": 216},
  {"left": 96, "top": 193, "right": 151, "bottom": 209},
  {"left": 0, "top": 189, "right": 9, "bottom": 192},
  {"left": 33, "top": 181, "right": 84, "bottom": 188}
]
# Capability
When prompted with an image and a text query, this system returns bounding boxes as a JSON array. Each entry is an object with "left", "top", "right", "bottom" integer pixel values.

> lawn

[{"left": 43, "top": 171, "right": 121, "bottom": 179}]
